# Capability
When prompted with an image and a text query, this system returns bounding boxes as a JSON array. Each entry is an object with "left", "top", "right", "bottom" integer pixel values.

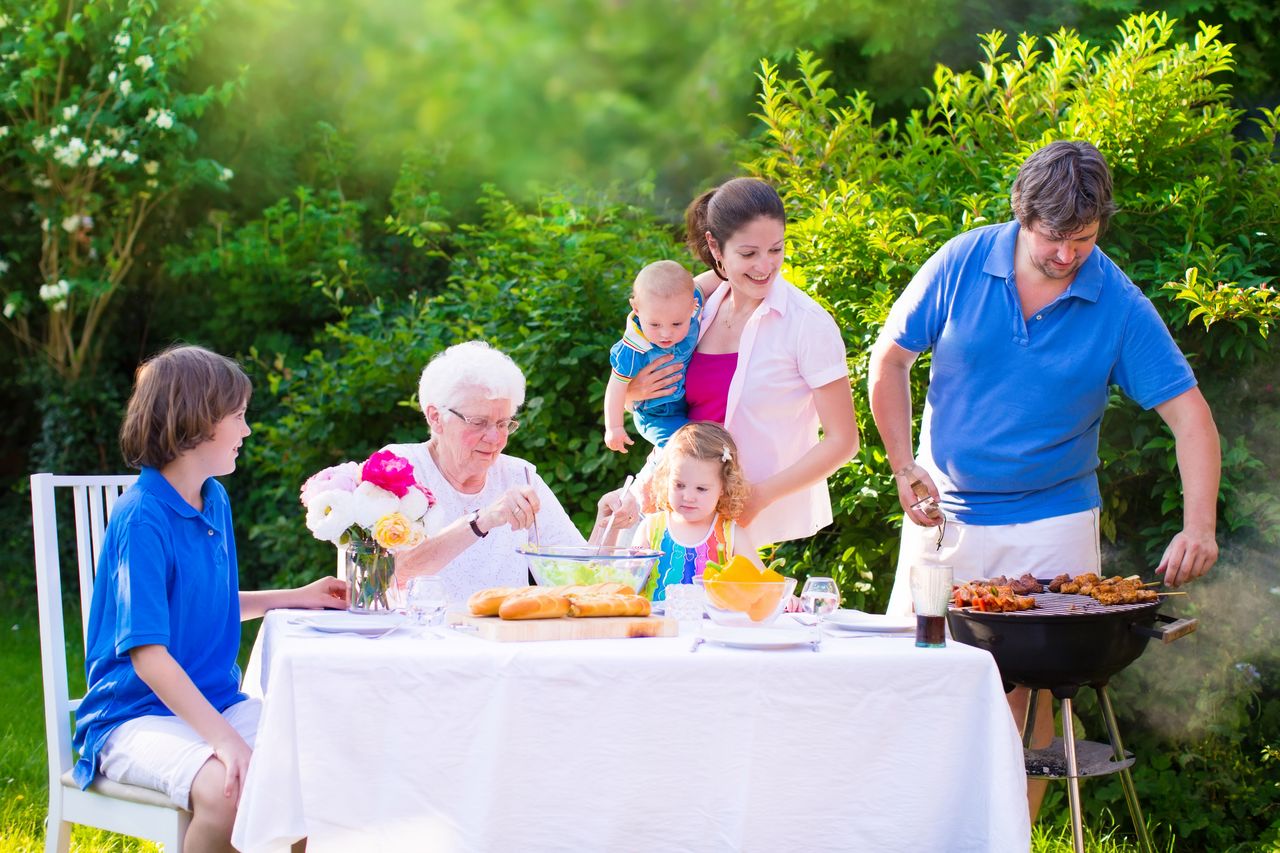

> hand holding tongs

[{"left": 597, "top": 474, "right": 635, "bottom": 554}]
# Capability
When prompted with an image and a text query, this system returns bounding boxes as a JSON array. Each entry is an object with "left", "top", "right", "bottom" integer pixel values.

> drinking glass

[
  {"left": 909, "top": 563, "right": 953, "bottom": 648},
  {"left": 800, "top": 576, "right": 841, "bottom": 631},
  {"left": 404, "top": 576, "right": 448, "bottom": 637}
]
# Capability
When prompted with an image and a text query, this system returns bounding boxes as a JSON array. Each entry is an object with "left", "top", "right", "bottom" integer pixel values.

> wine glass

[
  {"left": 800, "top": 576, "right": 841, "bottom": 633},
  {"left": 404, "top": 576, "right": 448, "bottom": 637}
]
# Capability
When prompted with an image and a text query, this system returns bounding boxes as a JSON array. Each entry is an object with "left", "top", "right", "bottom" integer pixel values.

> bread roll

[
  {"left": 566, "top": 593, "right": 651, "bottom": 618},
  {"left": 467, "top": 585, "right": 529, "bottom": 617},
  {"left": 498, "top": 591, "right": 571, "bottom": 620}
]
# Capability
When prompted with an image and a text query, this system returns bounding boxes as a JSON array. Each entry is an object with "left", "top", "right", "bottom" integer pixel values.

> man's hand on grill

[{"left": 1156, "top": 527, "right": 1219, "bottom": 587}]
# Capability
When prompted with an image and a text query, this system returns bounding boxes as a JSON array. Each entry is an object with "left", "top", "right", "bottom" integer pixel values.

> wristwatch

[{"left": 467, "top": 511, "right": 488, "bottom": 538}]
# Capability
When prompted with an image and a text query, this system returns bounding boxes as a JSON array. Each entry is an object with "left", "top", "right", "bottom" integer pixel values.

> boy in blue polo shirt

[
  {"left": 73, "top": 345, "right": 346, "bottom": 848},
  {"left": 603, "top": 259, "right": 703, "bottom": 452}
]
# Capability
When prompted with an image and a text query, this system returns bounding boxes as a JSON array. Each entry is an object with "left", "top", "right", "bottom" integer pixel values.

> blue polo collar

[
  {"left": 137, "top": 466, "right": 211, "bottom": 519},
  {"left": 983, "top": 220, "right": 1104, "bottom": 303}
]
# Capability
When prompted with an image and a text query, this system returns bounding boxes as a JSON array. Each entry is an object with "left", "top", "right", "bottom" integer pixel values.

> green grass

[{"left": 1, "top": 602, "right": 1154, "bottom": 853}]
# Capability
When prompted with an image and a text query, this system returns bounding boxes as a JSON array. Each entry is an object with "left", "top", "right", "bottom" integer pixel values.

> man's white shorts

[
  {"left": 885, "top": 508, "right": 1101, "bottom": 616},
  {"left": 97, "top": 697, "right": 262, "bottom": 809}
]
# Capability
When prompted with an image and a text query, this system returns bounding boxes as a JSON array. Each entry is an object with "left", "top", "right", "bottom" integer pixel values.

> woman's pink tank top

[{"left": 685, "top": 350, "right": 738, "bottom": 424}]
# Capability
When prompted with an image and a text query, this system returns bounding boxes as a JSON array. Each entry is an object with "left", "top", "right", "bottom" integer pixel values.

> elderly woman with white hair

[{"left": 386, "top": 340, "right": 634, "bottom": 601}]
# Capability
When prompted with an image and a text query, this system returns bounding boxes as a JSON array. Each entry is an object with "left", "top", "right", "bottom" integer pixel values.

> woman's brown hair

[
  {"left": 119, "top": 345, "right": 252, "bottom": 469},
  {"left": 653, "top": 422, "right": 751, "bottom": 520},
  {"left": 684, "top": 177, "right": 786, "bottom": 281}
]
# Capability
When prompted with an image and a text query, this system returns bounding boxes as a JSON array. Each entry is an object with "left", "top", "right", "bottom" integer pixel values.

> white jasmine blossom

[
  {"left": 61, "top": 215, "right": 81, "bottom": 233},
  {"left": 113, "top": 32, "right": 130, "bottom": 50},
  {"left": 107, "top": 127, "right": 125, "bottom": 142},
  {"left": 145, "top": 178, "right": 158, "bottom": 189},
  {"left": 120, "top": 150, "right": 138, "bottom": 165},
  {"left": 134, "top": 55, "right": 153, "bottom": 72},
  {"left": 220, "top": 167, "right": 234, "bottom": 181},
  {"left": 0, "top": 259, "right": 9, "bottom": 276},
  {"left": 146, "top": 108, "right": 175, "bottom": 130},
  {"left": 3, "top": 298, "right": 16, "bottom": 319},
  {"left": 40, "top": 218, "right": 49, "bottom": 232},
  {"left": 32, "top": 135, "right": 48, "bottom": 152},
  {"left": 49, "top": 126, "right": 61, "bottom": 139},
  {"left": 53, "top": 137, "right": 87, "bottom": 167},
  {"left": 62, "top": 105, "right": 78, "bottom": 121},
  {"left": 87, "top": 152, "right": 104, "bottom": 168},
  {"left": 108, "top": 70, "right": 118, "bottom": 85},
  {"left": 39, "top": 279, "right": 70, "bottom": 304},
  {"left": 118, "top": 79, "right": 132, "bottom": 97},
  {"left": 144, "top": 160, "right": 159, "bottom": 175},
  {"left": 32, "top": 174, "right": 51, "bottom": 188},
  {"left": 0, "top": 126, "right": 8, "bottom": 138}
]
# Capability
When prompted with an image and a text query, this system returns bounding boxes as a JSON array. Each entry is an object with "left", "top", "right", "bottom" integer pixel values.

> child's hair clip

[{"left": 721, "top": 445, "right": 732, "bottom": 463}]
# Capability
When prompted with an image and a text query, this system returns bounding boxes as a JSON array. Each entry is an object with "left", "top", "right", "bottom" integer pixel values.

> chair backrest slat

[{"left": 32, "top": 472, "right": 138, "bottom": 783}]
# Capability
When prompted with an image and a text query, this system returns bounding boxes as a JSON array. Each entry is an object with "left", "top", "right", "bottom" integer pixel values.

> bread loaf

[
  {"left": 467, "top": 585, "right": 530, "bottom": 617},
  {"left": 566, "top": 593, "right": 651, "bottom": 618},
  {"left": 498, "top": 591, "right": 571, "bottom": 620}
]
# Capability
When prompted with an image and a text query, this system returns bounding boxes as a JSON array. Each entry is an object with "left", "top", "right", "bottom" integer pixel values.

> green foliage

[{"left": 0, "top": 0, "right": 240, "bottom": 382}]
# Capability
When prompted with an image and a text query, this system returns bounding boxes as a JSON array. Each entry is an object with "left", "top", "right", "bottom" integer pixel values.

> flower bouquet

[{"left": 301, "top": 450, "right": 436, "bottom": 613}]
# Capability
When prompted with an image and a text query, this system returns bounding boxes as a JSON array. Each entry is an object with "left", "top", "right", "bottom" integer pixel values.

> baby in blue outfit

[{"left": 604, "top": 260, "right": 703, "bottom": 451}]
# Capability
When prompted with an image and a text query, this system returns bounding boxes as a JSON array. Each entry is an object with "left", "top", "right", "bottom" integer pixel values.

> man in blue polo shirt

[{"left": 868, "top": 139, "right": 1221, "bottom": 814}]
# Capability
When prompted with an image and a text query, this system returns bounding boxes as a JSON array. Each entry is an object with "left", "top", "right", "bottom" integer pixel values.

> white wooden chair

[{"left": 32, "top": 473, "right": 191, "bottom": 852}]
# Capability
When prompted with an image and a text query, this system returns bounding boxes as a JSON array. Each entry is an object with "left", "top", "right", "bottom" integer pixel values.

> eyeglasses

[{"left": 447, "top": 408, "right": 520, "bottom": 435}]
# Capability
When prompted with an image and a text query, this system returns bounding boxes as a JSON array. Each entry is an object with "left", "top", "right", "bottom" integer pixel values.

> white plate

[
  {"left": 700, "top": 624, "right": 815, "bottom": 649},
  {"left": 822, "top": 610, "right": 915, "bottom": 633},
  {"left": 288, "top": 611, "right": 406, "bottom": 635}
]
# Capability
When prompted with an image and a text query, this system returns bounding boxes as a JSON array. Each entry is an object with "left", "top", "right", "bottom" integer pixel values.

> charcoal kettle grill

[{"left": 948, "top": 591, "right": 1197, "bottom": 853}]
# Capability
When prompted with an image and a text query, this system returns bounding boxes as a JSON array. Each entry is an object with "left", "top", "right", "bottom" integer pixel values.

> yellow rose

[{"left": 372, "top": 512, "right": 424, "bottom": 551}]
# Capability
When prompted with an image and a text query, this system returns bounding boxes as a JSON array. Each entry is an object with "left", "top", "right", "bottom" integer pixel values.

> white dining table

[{"left": 232, "top": 611, "right": 1031, "bottom": 853}]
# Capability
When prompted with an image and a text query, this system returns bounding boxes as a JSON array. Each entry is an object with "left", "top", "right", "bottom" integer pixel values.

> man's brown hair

[
  {"left": 119, "top": 345, "right": 251, "bottom": 469},
  {"left": 1011, "top": 141, "right": 1117, "bottom": 236}
]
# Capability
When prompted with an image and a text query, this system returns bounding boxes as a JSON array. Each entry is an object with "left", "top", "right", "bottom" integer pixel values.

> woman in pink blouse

[{"left": 628, "top": 178, "right": 859, "bottom": 545}]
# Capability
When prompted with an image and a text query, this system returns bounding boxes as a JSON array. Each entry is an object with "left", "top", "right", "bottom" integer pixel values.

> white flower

[
  {"left": 3, "top": 299, "right": 16, "bottom": 319},
  {"left": 120, "top": 150, "right": 138, "bottom": 165},
  {"left": 0, "top": 15, "right": 9, "bottom": 28},
  {"left": 40, "top": 218, "right": 49, "bottom": 232},
  {"left": 219, "top": 167, "right": 234, "bottom": 182},
  {"left": 118, "top": 79, "right": 132, "bottom": 97},
  {"left": 32, "top": 174, "right": 51, "bottom": 189},
  {"left": 145, "top": 178, "right": 158, "bottom": 189},
  {"left": 351, "top": 481, "right": 399, "bottom": 529},
  {"left": 107, "top": 127, "right": 125, "bottom": 142},
  {"left": 53, "top": 137, "right": 87, "bottom": 167},
  {"left": 32, "top": 135, "right": 48, "bottom": 152},
  {"left": 87, "top": 152, "right": 104, "bottom": 168},
  {"left": 0, "top": 259, "right": 9, "bottom": 275},
  {"left": 61, "top": 215, "right": 81, "bottom": 233},
  {"left": 134, "top": 55, "right": 153, "bottom": 72},
  {"left": 62, "top": 105, "right": 78, "bottom": 121},
  {"left": 107, "top": 70, "right": 118, "bottom": 85},
  {"left": 146, "top": 108, "right": 174, "bottom": 130},
  {"left": 48, "top": 126, "right": 61, "bottom": 139},
  {"left": 0, "top": 126, "right": 8, "bottom": 138},
  {"left": 305, "top": 489, "right": 356, "bottom": 543},
  {"left": 38, "top": 279, "right": 70, "bottom": 304},
  {"left": 398, "top": 487, "right": 428, "bottom": 521},
  {"left": 113, "top": 32, "right": 130, "bottom": 51},
  {"left": 144, "top": 160, "right": 159, "bottom": 175}
]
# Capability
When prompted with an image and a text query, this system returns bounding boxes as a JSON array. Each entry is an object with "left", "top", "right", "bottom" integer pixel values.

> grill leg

[
  {"left": 1098, "top": 686, "right": 1154, "bottom": 853},
  {"left": 1022, "top": 688, "right": 1039, "bottom": 749},
  {"left": 1061, "top": 697, "right": 1086, "bottom": 853}
]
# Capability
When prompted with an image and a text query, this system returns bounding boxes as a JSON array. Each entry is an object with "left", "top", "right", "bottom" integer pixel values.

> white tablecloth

[{"left": 232, "top": 612, "right": 1030, "bottom": 853}]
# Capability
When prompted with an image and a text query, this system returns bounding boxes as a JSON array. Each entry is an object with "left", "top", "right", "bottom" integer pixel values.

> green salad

[{"left": 531, "top": 557, "right": 646, "bottom": 588}]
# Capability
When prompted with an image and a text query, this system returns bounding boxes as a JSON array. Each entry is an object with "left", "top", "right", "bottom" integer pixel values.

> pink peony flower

[
  {"left": 361, "top": 450, "right": 418, "bottom": 498},
  {"left": 300, "top": 461, "right": 361, "bottom": 506}
]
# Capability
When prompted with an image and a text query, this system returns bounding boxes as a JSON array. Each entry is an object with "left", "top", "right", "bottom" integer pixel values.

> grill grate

[{"left": 959, "top": 592, "right": 1160, "bottom": 617}]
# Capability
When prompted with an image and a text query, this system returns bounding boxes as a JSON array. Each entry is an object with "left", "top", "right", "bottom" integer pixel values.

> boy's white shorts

[{"left": 97, "top": 697, "right": 262, "bottom": 809}]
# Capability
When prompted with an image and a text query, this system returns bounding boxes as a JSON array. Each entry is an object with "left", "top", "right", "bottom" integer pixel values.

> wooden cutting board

[{"left": 449, "top": 612, "right": 678, "bottom": 642}]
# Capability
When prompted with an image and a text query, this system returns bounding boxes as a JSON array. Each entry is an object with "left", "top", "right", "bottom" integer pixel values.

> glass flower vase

[{"left": 345, "top": 537, "right": 400, "bottom": 614}]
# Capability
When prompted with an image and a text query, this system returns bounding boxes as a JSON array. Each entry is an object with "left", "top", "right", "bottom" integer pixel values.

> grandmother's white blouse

[{"left": 383, "top": 442, "right": 586, "bottom": 605}]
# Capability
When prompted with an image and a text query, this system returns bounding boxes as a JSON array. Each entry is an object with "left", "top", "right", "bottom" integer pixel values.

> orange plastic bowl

[{"left": 693, "top": 576, "right": 797, "bottom": 627}]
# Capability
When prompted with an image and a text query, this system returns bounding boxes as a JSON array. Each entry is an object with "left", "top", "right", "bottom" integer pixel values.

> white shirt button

[
  {"left": 208, "top": 529, "right": 215, "bottom": 536},
  {"left": 1035, "top": 314, "right": 1043, "bottom": 320}
]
